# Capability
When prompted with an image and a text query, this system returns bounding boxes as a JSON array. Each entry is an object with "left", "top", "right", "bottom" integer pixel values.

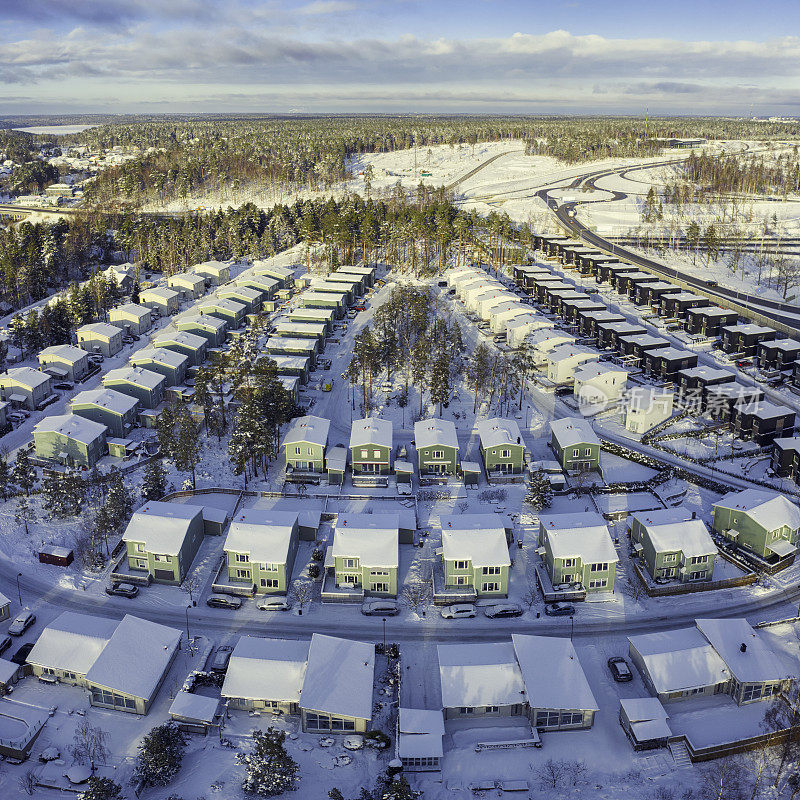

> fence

[
  {"left": 631, "top": 559, "right": 757, "bottom": 598},
  {"left": 674, "top": 721, "right": 799, "bottom": 762}
]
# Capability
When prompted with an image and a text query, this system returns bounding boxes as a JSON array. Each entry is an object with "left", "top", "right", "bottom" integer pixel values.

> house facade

[
  {"left": 549, "top": 417, "right": 600, "bottom": 471},
  {"left": 349, "top": 417, "right": 393, "bottom": 475},
  {"left": 70, "top": 388, "right": 139, "bottom": 438},
  {"left": 476, "top": 417, "right": 525, "bottom": 476},
  {"left": 33, "top": 413, "right": 108, "bottom": 468},
  {"left": 331, "top": 519, "right": 399, "bottom": 597},
  {"left": 281, "top": 415, "right": 330, "bottom": 473},
  {"left": 442, "top": 525, "right": 510, "bottom": 597},
  {"left": 414, "top": 419, "right": 460, "bottom": 476}
]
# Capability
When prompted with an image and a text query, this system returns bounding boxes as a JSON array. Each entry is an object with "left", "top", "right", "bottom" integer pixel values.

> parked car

[
  {"left": 483, "top": 603, "right": 523, "bottom": 619},
  {"left": 8, "top": 610, "right": 36, "bottom": 636},
  {"left": 10, "top": 642, "right": 34, "bottom": 665},
  {"left": 105, "top": 581, "right": 139, "bottom": 598},
  {"left": 361, "top": 600, "right": 399, "bottom": 617},
  {"left": 607, "top": 656, "right": 633, "bottom": 682},
  {"left": 53, "top": 382, "right": 74, "bottom": 391},
  {"left": 440, "top": 604, "right": 476, "bottom": 619},
  {"left": 209, "top": 645, "right": 234, "bottom": 673},
  {"left": 257, "top": 597, "right": 292, "bottom": 612},
  {"left": 544, "top": 602, "right": 574, "bottom": 617},
  {"left": 206, "top": 595, "right": 242, "bottom": 610},
  {"left": 0, "top": 635, "right": 11, "bottom": 656}
]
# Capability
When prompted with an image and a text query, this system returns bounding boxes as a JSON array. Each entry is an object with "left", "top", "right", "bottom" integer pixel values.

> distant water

[{"left": 12, "top": 124, "right": 97, "bottom": 135}]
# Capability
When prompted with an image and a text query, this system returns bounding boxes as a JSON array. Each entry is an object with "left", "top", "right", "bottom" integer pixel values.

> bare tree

[
  {"left": 761, "top": 679, "right": 800, "bottom": 788},
  {"left": 538, "top": 759, "right": 567, "bottom": 790},
  {"left": 70, "top": 720, "right": 110, "bottom": 767},
  {"left": 402, "top": 580, "right": 431, "bottom": 614},
  {"left": 700, "top": 757, "right": 748, "bottom": 800},
  {"left": 18, "top": 771, "right": 36, "bottom": 796},
  {"left": 291, "top": 580, "right": 314, "bottom": 613},
  {"left": 521, "top": 587, "right": 538, "bottom": 610}
]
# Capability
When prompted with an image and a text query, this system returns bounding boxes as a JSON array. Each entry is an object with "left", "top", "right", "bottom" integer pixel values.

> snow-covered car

[
  {"left": 544, "top": 602, "right": 574, "bottom": 617},
  {"left": 8, "top": 610, "right": 36, "bottom": 636},
  {"left": 206, "top": 595, "right": 242, "bottom": 610},
  {"left": 257, "top": 597, "right": 292, "bottom": 612},
  {"left": 607, "top": 657, "right": 633, "bottom": 682},
  {"left": 209, "top": 645, "right": 234, "bottom": 673},
  {"left": 105, "top": 581, "right": 139, "bottom": 598},
  {"left": 361, "top": 600, "right": 399, "bottom": 617},
  {"left": 440, "top": 604, "right": 476, "bottom": 620},
  {"left": 483, "top": 603, "right": 523, "bottom": 619},
  {"left": 53, "top": 381, "right": 74, "bottom": 391}
]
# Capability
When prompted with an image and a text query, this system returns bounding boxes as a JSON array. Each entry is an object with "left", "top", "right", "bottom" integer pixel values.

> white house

[
  {"left": 546, "top": 344, "right": 601, "bottom": 384},
  {"left": 625, "top": 387, "right": 674, "bottom": 434},
  {"left": 167, "top": 272, "right": 206, "bottom": 300},
  {"left": 397, "top": 708, "right": 445, "bottom": 773},
  {"left": 527, "top": 329, "right": 576, "bottom": 361},
  {"left": 38, "top": 344, "right": 90, "bottom": 383},
  {"left": 109, "top": 303, "right": 153, "bottom": 336},
  {"left": 76, "top": 322, "right": 123, "bottom": 358},
  {"left": 140, "top": 286, "right": 180, "bottom": 316},
  {"left": 573, "top": 362, "right": 628, "bottom": 412}
]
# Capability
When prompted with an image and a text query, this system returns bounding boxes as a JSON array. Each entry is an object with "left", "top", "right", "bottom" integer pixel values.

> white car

[
  {"left": 440, "top": 604, "right": 476, "bottom": 620},
  {"left": 257, "top": 597, "right": 292, "bottom": 612},
  {"left": 8, "top": 610, "right": 36, "bottom": 636}
]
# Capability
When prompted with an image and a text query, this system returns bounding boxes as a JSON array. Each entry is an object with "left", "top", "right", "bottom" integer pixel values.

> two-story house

[
  {"left": 349, "top": 417, "right": 393, "bottom": 476},
  {"left": 442, "top": 524, "right": 510, "bottom": 597},
  {"left": 475, "top": 417, "right": 525, "bottom": 477},
  {"left": 281, "top": 415, "right": 330, "bottom": 474},
  {"left": 414, "top": 419, "right": 459, "bottom": 476},
  {"left": 331, "top": 517, "right": 399, "bottom": 597}
]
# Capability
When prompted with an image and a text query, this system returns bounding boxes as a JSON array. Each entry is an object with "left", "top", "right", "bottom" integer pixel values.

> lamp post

[
  {"left": 382, "top": 617, "right": 387, "bottom": 652},
  {"left": 570, "top": 614, "right": 575, "bottom": 642},
  {"left": 16, "top": 572, "right": 22, "bottom": 606},
  {"left": 185, "top": 605, "right": 192, "bottom": 646}
]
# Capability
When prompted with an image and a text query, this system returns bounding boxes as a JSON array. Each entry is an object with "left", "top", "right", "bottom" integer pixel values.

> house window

[
  {"left": 584, "top": 448, "right": 592, "bottom": 456},
  {"left": 664, "top": 554, "right": 677, "bottom": 563},
  {"left": 431, "top": 450, "right": 444, "bottom": 459},
  {"left": 590, "top": 563, "right": 608, "bottom": 572},
  {"left": 371, "top": 570, "right": 389, "bottom": 577},
  {"left": 361, "top": 449, "right": 369, "bottom": 458},
  {"left": 690, "top": 555, "right": 708, "bottom": 565},
  {"left": 236, "top": 553, "right": 250, "bottom": 563},
  {"left": 485, "top": 706, "right": 499, "bottom": 713},
  {"left": 135, "top": 543, "right": 146, "bottom": 553},
  {"left": 373, "top": 450, "right": 381, "bottom": 458},
  {"left": 572, "top": 448, "right": 580, "bottom": 457},
  {"left": 689, "top": 571, "right": 707, "bottom": 581},
  {"left": 459, "top": 707, "right": 474, "bottom": 715},
  {"left": 563, "top": 558, "right": 575, "bottom": 567},
  {"left": 154, "top": 554, "right": 171, "bottom": 563},
  {"left": 371, "top": 582, "right": 390, "bottom": 593},
  {"left": 589, "top": 579, "right": 607, "bottom": 589},
  {"left": 454, "top": 576, "right": 468, "bottom": 586},
  {"left": 741, "top": 684, "right": 763, "bottom": 703},
  {"left": 261, "top": 578, "right": 279, "bottom": 588},
  {"left": 454, "top": 560, "right": 469, "bottom": 570},
  {"left": 295, "top": 447, "right": 301, "bottom": 455},
  {"left": 482, "top": 582, "right": 500, "bottom": 592},
  {"left": 482, "top": 566, "right": 500, "bottom": 575},
  {"left": 343, "top": 559, "right": 358, "bottom": 569},
  {"left": 236, "top": 569, "right": 251, "bottom": 579},
  {"left": 499, "top": 449, "right": 511, "bottom": 459},
  {"left": 342, "top": 575, "right": 359, "bottom": 585}
]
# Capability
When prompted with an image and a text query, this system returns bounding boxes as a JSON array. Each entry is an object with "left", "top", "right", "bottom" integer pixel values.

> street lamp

[
  {"left": 382, "top": 617, "right": 387, "bottom": 652},
  {"left": 185, "top": 604, "right": 194, "bottom": 647},
  {"left": 16, "top": 572, "right": 22, "bottom": 606},
  {"left": 570, "top": 615, "right": 575, "bottom": 641}
]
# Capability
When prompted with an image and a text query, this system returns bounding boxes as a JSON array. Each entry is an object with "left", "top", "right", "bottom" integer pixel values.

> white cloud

[{"left": 298, "top": 1, "right": 358, "bottom": 15}]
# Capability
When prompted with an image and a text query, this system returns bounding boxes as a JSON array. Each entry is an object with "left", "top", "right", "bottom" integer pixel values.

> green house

[
  {"left": 331, "top": 516, "right": 399, "bottom": 597},
  {"left": 281, "top": 415, "right": 330, "bottom": 474},
  {"left": 70, "top": 387, "right": 140, "bottom": 438},
  {"left": 349, "top": 417, "right": 393, "bottom": 475},
  {"left": 442, "top": 524, "right": 510, "bottom": 597},
  {"left": 122, "top": 501, "right": 205, "bottom": 584},
  {"left": 222, "top": 510, "right": 299, "bottom": 594},
  {"left": 630, "top": 508, "right": 716, "bottom": 582},
  {"left": 175, "top": 314, "right": 227, "bottom": 347},
  {"left": 33, "top": 413, "right": 108, "bottom": 468},
  {"left": 129, "top": 347, "right": 189, "bottom": 387},
  {"left": 103, "top": 366, "right": 166, "bottom": 410},
  {"left": 540, "top": 512, "right": 617, "bottom": 592},
  {"left": 476, "top": 417, "right": 525, "bottom": 476},
  {"left": 549, "top": 417, "right": 601, "bottom": 472},
  {"left": 153, "top": 331, "right": 208, "bottom": 367},
  {"left": 414, "top": 419, "right": 459, "bottom": 476},
  {"left": 711, "top": 489, "right": 800, "bottom": 563}
]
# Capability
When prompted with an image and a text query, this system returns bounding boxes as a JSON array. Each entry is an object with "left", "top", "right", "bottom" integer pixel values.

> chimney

[{"left": 740, "top": 643, "right": 747, "bottom": 653}]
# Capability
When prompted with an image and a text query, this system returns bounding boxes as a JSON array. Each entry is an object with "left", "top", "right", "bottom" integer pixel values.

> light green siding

[
  {"left": 711, "top": 506, "right": 796, "bottom": 559},
  {"left": 334, "top": 556, "right": 398, "bottom": 597},
  {"left": 350, "top": 444, "right": 392, "bottom": 475},
  {"left": 125, "top": 517, "right": 204, "bottom": 585},
  {"left": 34, "top": 429, "right": 106, "bottom": 468},
  {"left": 417, "top": 444, "right": 458, "bottom": 476},
  {"left": 480, "top": 442, "right": 525, "bottom": 474},
  {"left": 550, "top": 433, "right": 600, "bottom": 471},
  {"left": 285, "top": 440, "right": 326, "bottom": 472},
  {"left": 443, "top": 558, "right": 509, "bottom": 597}
]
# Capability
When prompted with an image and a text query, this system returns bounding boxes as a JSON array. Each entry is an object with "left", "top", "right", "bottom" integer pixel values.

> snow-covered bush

[
  {"left": 133, "top": 723, "right": 187, "bottom": 788},
  {"left": 237, "top": 727, "right": 299, "bottom": 797}
]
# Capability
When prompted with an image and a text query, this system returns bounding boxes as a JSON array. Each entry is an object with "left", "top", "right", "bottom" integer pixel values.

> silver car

[
  {"left": 8, "top": 610, "right": 36, "bottom": 636},
  {"left": 440, "top": 604, "right": 476, "bottom": 619},
  {"left": 361, "top": 600, "right": 399, "bottom": 617}
]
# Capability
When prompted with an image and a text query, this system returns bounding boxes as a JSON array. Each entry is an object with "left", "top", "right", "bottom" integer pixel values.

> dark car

[
  {"left": 105, "top": 581, "right": 139, "bottom": 599},
  {"left": 484, "top": 603, "right": 523, "bottom": 619},
  {"left": 206, "top": 594, "right": 242, "bottom": 610},
  {"left": 209, "top": 644, "right": 234, "bottom": 673},
  {"left": 544, "top": 602, "right": 575, "bottom": 617},
  {"left": 11, "top": 642, "right": 34, "bottom": 665},
  {"left": 608, "top": 656, "right": 633, "bottom": 682},
  {"left": 53, "top": 382, "right": 74, "bottom": 391},
  {"left": 0, "top": 635, "right": 11, "bottom": 656}
]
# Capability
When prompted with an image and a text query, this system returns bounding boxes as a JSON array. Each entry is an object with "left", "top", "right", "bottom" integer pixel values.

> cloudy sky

[{"left": 1, "top": 0, "right": 799, "bottom": 115}]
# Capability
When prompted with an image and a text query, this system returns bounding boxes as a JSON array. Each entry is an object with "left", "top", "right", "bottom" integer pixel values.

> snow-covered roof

[
  {"left": 222, "top": 637, "right": 310, "bottom": 702},
  {"left": 39, "top": 344, "right": 88, "bottom": 364},
  {"left": 0, "top": 658, "right": 18, "bottom": 686},
  {"left": 282, "top": 415, "right": 330, "bottom": 448},
  {"left": 679, "top": 366, "right": 735, "bottom": 381},
  {"left": 268, "top": 355, "right": 311, "bottom": 371},
  {"left": 632, "top": 508, "right": 693, "bottom": 527},
  {"left": 224, "top": 509, "right": 299, "bottom": 564},
  {"left": 168, "top": 272, "right": 205, "bottom": 287},
  {"left": 618, "top": 334, "right": 669, "bottom": 348},
  {"left": 440, "top": 513, "right": 512, "bottom": 532},
  {"left": 766, "top": 338, "right": 800, "bottom": 351},
  {"left": 169, "top": 691, "right": 220, "bottom": 724},
  {"left": 33, "top": 413, "right": 107, "bottom": 445},
  {"left": 543, "top": 516, "right": 617, "bottom": 565},
  {"left": 26, "top": 611, "right": 117, "bottom": 676},
  {"left": 77, "top": 322, "right": 121, "bottom": 339},
  {"left": 574, "top": 362, "right": 627, "bottom": 381},
  {"left": 274, "top": 321, "right": 326, "bottom": 336},
  {"left": 527, "top": 330, "right": 574, "bottom": 350},
  {"left": 722, "top": 323, "right": 775, "bottom": 336},
  {"left": 475, "top": 417, "right": 523, "bottom": 450},
  {"left": 123, "top": 501, "right": 203, "bottom": 554},
  {"left": 513, "top": 634, "right": 599, "bottom": 712},
  {"left": 645, "top": 346, "right": 693, "bottom": 361},
  {"left": 266, "top": 336, "right": 317, "bottom": 351},
  {"left": 104, "top": 366, "right": 165, "bottom": 390},
  {"left": 130, "top": 347, "right": 187, "bottom": 368},
  {"left": 442, "top": 527, "right": 510, "bottom": 568},
  {"left": 199, "top": 298, "right": 245, "bottom": 314},
  {"left": 643, "top": 519, "right": 716, "bottom": 559},
  {"left": 71, "top": 388, "right": 138, "bottom": 415},
  {"left": 153, "top": 331, "right": 206, "bottom": 350},
  {"left": 667, "top": 292, "right": 706, "bottom": 302},
  {"left": 437, "top": 642, "right": 525, "bottom": 709},
  {"left": 194, "top": 259, "right": 230, "bottom": 275},
  {"left": 687, "top": 305, "right": 734, "bottom": 318},
  {"left": 1, "top": 367, "right": 51, "bottom": 390},
  {"left": 735, "top": 400, "right": 793, "bottom": 420},
  {"left": 111, "top": 303, "right": 151, "bottom": 319},
  {"left": 549, "top": 417, "right": 599, "bottom": 448},
  {"left": 695, "top": 618, "right": 792, "bottom": 684},
  {"left": 397, "top": 708, "right": 444, "bottom": 759},
  {"left": 141, "top": 286, "right": 179, "bottom": 302},
  {"left": 349, "top": 417, "right": 392, "bottom": 450},
  {"left": 176, "top": 314, "right": 226, "bottom": 330},
  {"left": 326, "top": 445, "right": 347, "bottom": 471},
  {"left": 546, "top": 344, "right": 599, "bottom": 364},
  {"left": 299, "top": 634, "right": 375, "bottom": 721},
  {"left": 85, "top": 614, "right": 181, "bottom": 701},
  {"left": 414, "top": 418, "right": 458, "bottom": 450},
  {"left": 628, "top": 627, "right": 731, "bottom": 694},
  {"left": 714, "top": 489, "right": 800, "bottom": 532},
  {"left": 620, "top": 698, "right": 671, "bottom": 742},
  {"left": 332, "top": 520, "right": 398, "bottom": 568}
]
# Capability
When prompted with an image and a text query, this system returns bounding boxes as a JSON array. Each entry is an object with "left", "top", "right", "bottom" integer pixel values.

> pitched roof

[
  {"left": 1, "top": 367, "right": 51, "bottom": 390},
  {"left": 77, "top": 322, "right": 121, "bottom": 338},
  {"left": 414, "top": 419, "right": 458, "bottom": 450},
  {"left": 282, "top": 415, "right": 330, "bottom": 448},
  {"left": 332, "top": 521, "right": 398, "bottom": 568},
  {"left": 549, "top": 417, "right": 600, "bottom": 448},
  {"left": 26, "top": 611, "right": 117, "bottom": 675},
  {"left": 299, "top": 634, "right": 375, "bottom": 720},
  {"left": 714, "top": 489, "right": 800, "bottom": 532},
  {"left": 123, "top": 501, "right": 202, "bottom": 554},
  {"left": 222, "top": 637, "right": 309, "bottom": 702},
  {"left": 104, "top": 366, "right": 165, "bottom": 390},
  {"left": 475, "top": 417, "right": 523, "bottom": 449},
  {"left": 33, "top": 413, "right": 107, "bottom": 445},
  {"left": 130, "top": 347, "right": 187, "bottom": 368},
  {"left": 437, "top": 641, "right": 525, "bottom": 708},
  {"left": 643, "top": 518, "right": 717, "bottom": 559},
  {"left": 71, "top": 388, "right": 138, "bottom": 415},
  {"left": 442, "top": 527, "right": 510, "bottom": 568},
  {"left": 224, "top": 509, "right": 299, "bottom": 564},
  {"left": 349, "top": 417, "right": 393, "bottom": 450},
  {"left": 39, "top": 344, "right": 88, "bottom": 364}
]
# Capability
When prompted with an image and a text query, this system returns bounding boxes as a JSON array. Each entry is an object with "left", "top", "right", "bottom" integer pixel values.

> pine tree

[
  {"left": 12, "top": 448, "right": 36, "bottom": 496},
  {"left": 524, "top": 469, "right": 553, "bottom": 512},
  {"left": 133, "top": 723, "right": 187, "bottom": 788},
  {"left": 0, "top": 452, "right": 11, "bottom": 500},
  {"left": 237, "top": 728, "right": 299, "bottom": 797},
  {"left": 379, "top": 774, "right": 420, "bottom": 800},
  {"left": 15, "top": 495, "right": 35, "bottom": 536},
  {"left": 78, "top": 776, "right": 123, "bottom": 800},
  {"left": 142, "top": 459, "right": 167, "bottom": 501},
  {"left": 92, "top": 473, "right": 133, "bottom": 557},
  {"left": 428, "top": 350, "right": 451, "bottom": 413},
  {"left": 42, "top": 470, "right": 85, "bottom": 518}
]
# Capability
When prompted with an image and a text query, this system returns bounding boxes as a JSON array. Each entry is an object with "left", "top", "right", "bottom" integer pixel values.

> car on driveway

[
  {"left": 361, "top": 600, "right": 399, "bottom": 617},
  {"left": 10, "top": 642, "right": 34, "bottom": 665},
  {"left": 257, "top": 597, "right": 292, "bottom": 612},
  {"left": 484, "top": 603, "right": 523, "bottom": 619},
  {"left": 105, "top": 581, "right": 139, "bottom": 598},
  {"left": 8, "top": 610, "right": 36, "bottom": 636},
  {"left": 607, "top": 656, "right": 633, "bottom": 682},
  {"left": 440, "top": 604, "right": 476, "bottom": 619},
  {"left": 206, "top": 595, "right": 242, "bottom": 610},
  {"left": 0, "top": 635, "right": 11, "bottom": 656},
  {"left": 209, "top": 645, "right": 234, "bottom": 673},
  {"left": 544, "top": 602, "right": 574, "bottom": 617}
]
